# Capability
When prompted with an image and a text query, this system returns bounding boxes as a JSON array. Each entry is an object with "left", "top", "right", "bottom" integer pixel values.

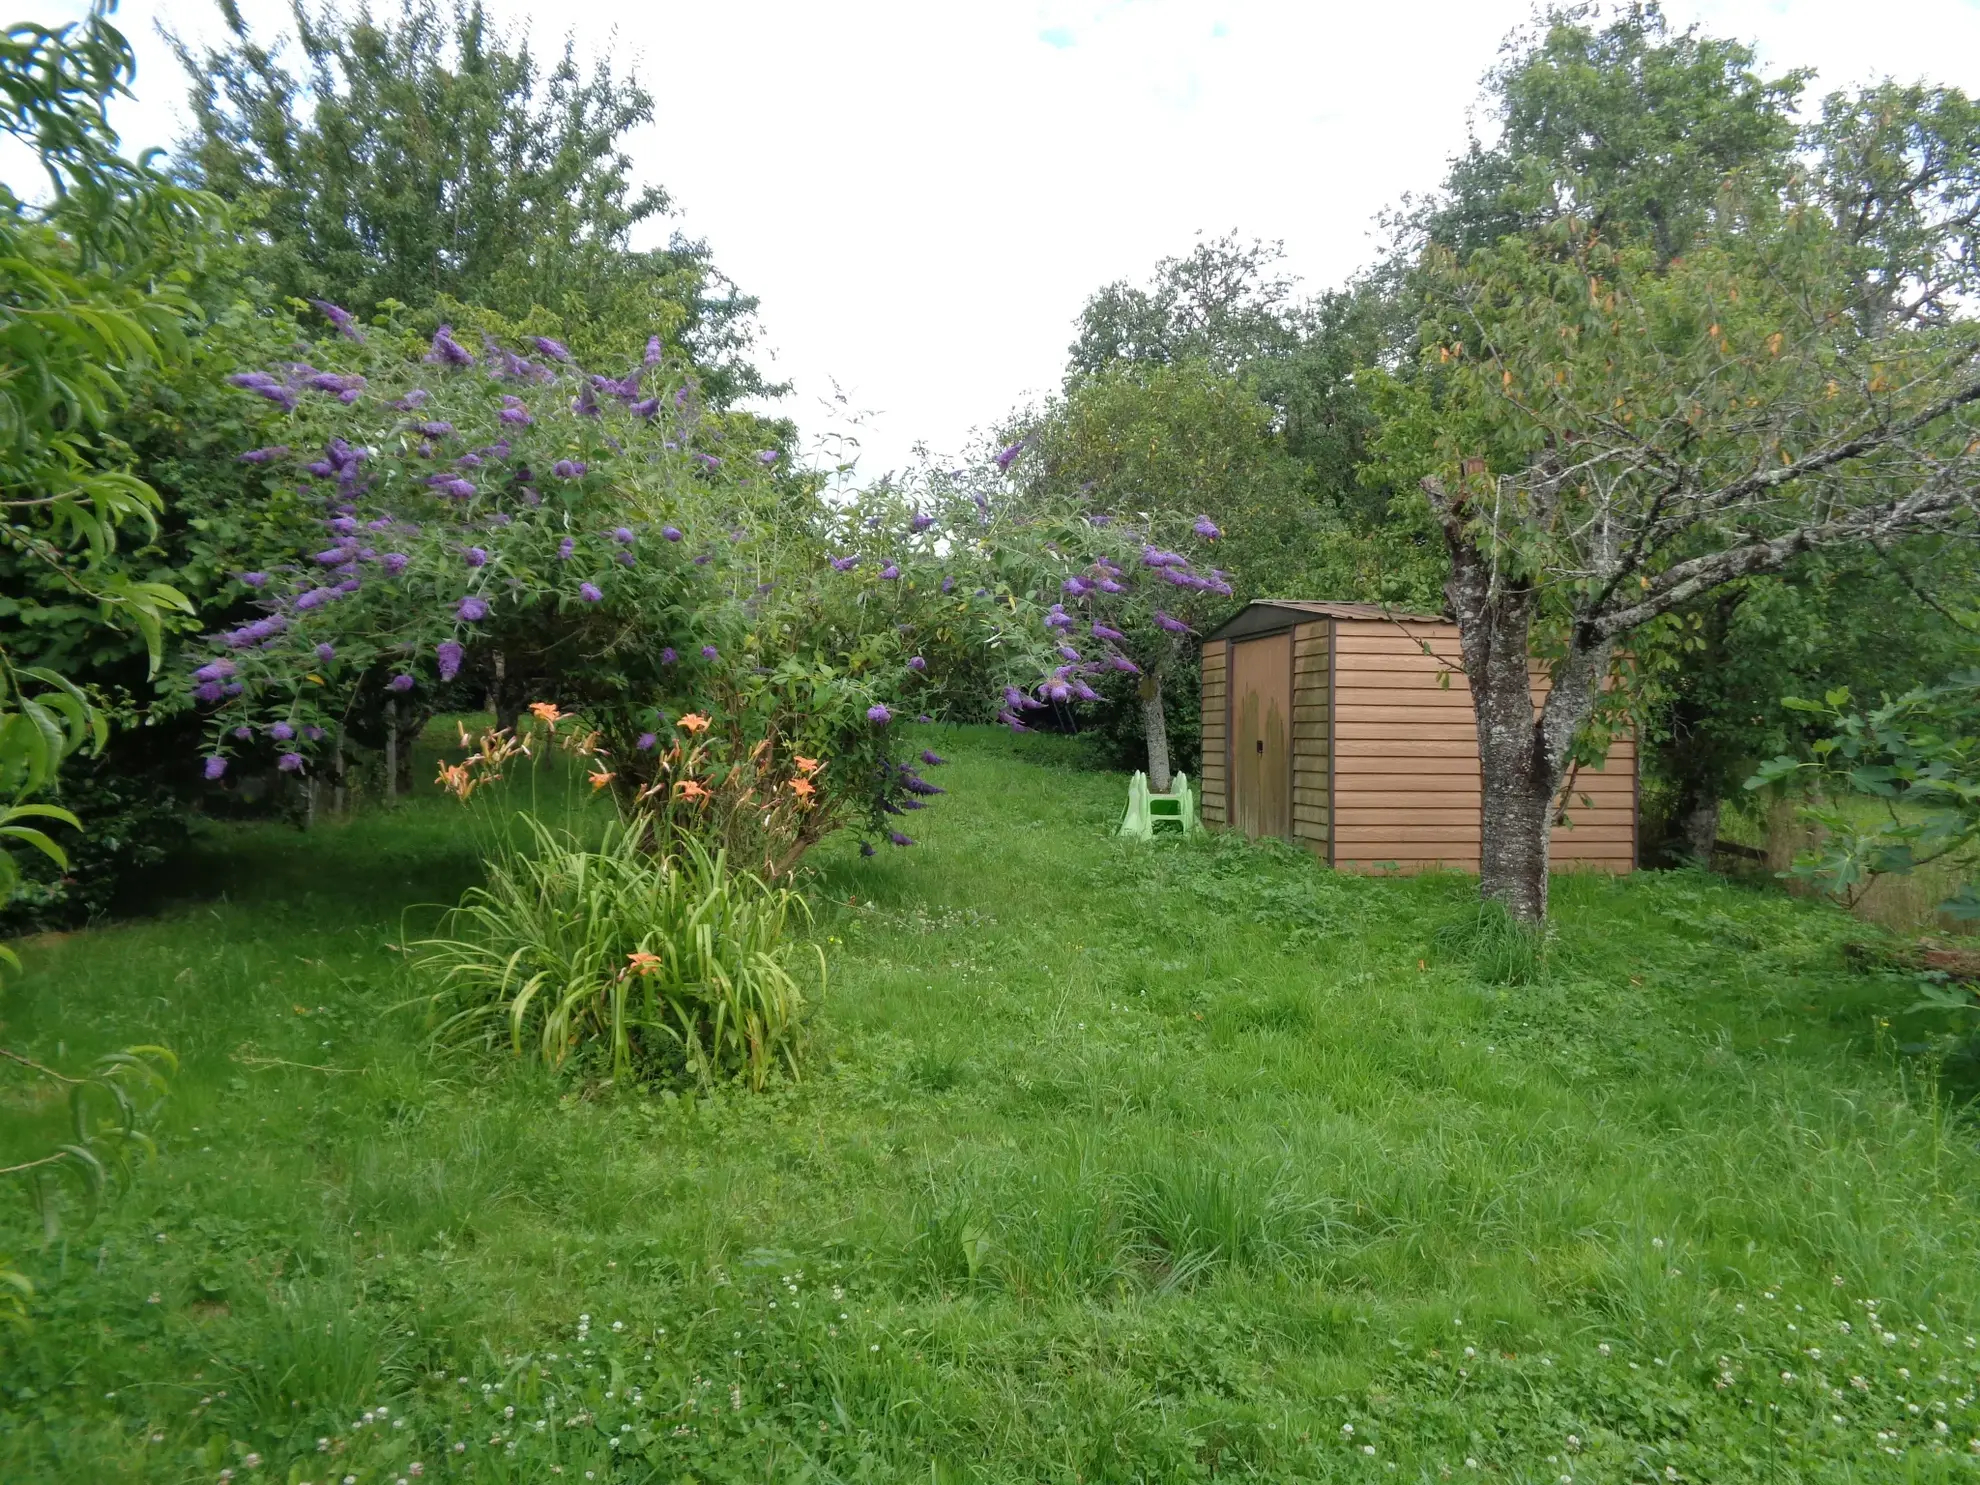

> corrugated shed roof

[{"left": 1201, "top": 599, "right": 1450, "bottom": 642}]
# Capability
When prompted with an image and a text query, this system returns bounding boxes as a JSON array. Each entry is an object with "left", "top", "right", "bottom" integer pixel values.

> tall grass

[
  {"left": 10, "top": 723, "right": 1980, "bottom": 1482},
  {"left": 414, "top": 814, "right": 819, "bottom": 1088}
]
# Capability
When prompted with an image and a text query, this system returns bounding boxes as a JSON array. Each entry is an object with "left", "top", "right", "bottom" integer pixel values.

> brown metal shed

[{"left": 1198, "top": 600, "right": 1637, "bottom": 874}]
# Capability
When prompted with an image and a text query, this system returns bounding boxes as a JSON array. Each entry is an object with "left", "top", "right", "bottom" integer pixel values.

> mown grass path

[{"left": 4, "top": 726, "right": 1979, "bottom": 1482}]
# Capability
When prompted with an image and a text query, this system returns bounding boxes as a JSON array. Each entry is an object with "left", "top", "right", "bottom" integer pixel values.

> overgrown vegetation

[
  {"left": 8, "top": 1, "right": 1980, "bottom": 1477},
  {"left": 6, "top": 726, "right": 1980, "bottom": 1480}
]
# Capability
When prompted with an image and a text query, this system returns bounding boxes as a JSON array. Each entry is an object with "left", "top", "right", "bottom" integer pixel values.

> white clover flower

[
  {"left": 1362, "top": 1445, "right": 1376, "bottom": 1456},
  {"left": 1342, "top": 1424, "right": 1354, "bottom": 1437}
]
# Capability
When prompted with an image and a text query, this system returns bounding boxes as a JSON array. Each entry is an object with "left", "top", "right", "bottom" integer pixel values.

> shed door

[{"left": 1231, "top": 632, "right": 1292, "bottom": 840}]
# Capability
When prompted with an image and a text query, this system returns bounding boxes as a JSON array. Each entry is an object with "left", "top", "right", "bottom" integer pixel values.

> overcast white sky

[{"left": 25, "top": 0, "right": 1980, "bottom": 476}]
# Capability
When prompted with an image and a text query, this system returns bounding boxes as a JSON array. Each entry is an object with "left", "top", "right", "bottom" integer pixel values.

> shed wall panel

[
  {"left": 1326, "top": 620, "right": 1484, "bottom": 872},
  {"left": 1198, "top": 641, "right": 1229, "bottom": 826},
  {"left": 1289, "top": 621, "right": 1333, "bottom": 850}
]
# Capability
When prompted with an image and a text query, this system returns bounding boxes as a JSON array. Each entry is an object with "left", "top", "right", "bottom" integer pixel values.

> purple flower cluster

[
  {"left": 310, "top": 300, "right": 363, "bottom": 341},
  {"left": 425, "top": 325, "right": 474, "bottom": 367}
]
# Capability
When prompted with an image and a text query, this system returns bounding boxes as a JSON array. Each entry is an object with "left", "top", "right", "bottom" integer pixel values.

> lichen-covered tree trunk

[
  {"left": 1435, "top": 473, "right": 1610, "bottom": 923},
  {"left": 1138, "top": 673, "right": 1173, "bottom": 794},
  {"left": 1676, "top": 790, "right": 1722, "bottom": 864}
]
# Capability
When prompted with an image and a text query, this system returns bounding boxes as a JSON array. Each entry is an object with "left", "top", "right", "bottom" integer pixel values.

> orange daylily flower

[
  {"left": 626, "top": 951, "right": 661, "bottom": 977},
  {"left": 529, "top": 701, "right": 563, "bottom": 729},
  {"left": 678, "top": 712, "right": 711, "bottom": 734},
  {"left": 793, "top": 755, "right": 822, "bottom": 775},
  {"left": 588, "top": 769, "right": 615, "bottom": 790},
  {"left": 675, "top": 778, "right": 710, "bottom": 801},
  {"left": 788, "top": 777, "right": 816, "bottom": 798}
]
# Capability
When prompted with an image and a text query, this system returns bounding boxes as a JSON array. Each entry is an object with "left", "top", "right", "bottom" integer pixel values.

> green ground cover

[{"left": 5, "top": 725, "right": 1980, "bottom": 1483}]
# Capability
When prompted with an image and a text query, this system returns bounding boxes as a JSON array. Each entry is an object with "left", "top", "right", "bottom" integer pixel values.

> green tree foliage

[
  {"left": 1066, "top": 232, "right": 1300, "bottom": 379},
  {"left": 1751, "top": 671, "right": 1980, "bottom": 925},
  {"left": 170, "top": 0, "right": 773, "bottom": 400},
  {"left": 1028, "top": 360, "right": 1296, "bottom": 592},
  {"left": 1408, "top": 1, "right": 1804, "bottom": 264},
  {"left": 1647, "top": 547, "right": 1978, "bottom": 862},
  {"left": 1, "top": 4, "right": 213, "bottom": 896},
  {"left": 1379, "top": 178, "right": 1980, "bottom": 918},
  {"left": 1, "top": 0, "right": 190, "bottom": 1319},
  {"left": 1372, "top": 4, "right": 1980, "bottom": 867}
]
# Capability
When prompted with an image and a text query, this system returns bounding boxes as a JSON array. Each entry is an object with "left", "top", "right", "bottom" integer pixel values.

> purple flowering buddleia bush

[
  {"left": 844, "top": 448, "right": 1234, "bottom": 779},
  {"left": 187, "top": 307, "right": 964, "bottom": 857}
]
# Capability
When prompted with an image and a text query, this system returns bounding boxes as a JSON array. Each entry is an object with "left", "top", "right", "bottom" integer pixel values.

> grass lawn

[{"left": 5, "top": 723, "right": 1980, "bottom": 1483}]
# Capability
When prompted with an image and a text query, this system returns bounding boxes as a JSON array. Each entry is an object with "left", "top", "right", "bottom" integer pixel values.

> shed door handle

[{"left": 1255, "top": 740, "right": 1264, "bottom": 753}]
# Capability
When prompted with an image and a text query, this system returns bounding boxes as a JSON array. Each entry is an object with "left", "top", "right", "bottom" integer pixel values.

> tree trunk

[
  {"left": 1138, "top": 674, "right": 1172, "bottom": 794},
  {"left": 1428, "top": 473, "right": 1610, "bottom": 923},
  {"left": 1478, "top": 773, "right": 1557, "bottom": 921},
  {"left": 393, "top": 706, "right": 428, "bottom": 797},
  {"left": 331, "top": 724, "right": 349, "bottom": 817},
  {"left": 490, "top": 652, "right": 521, "bottom": 733},
  {"left": 383, "top": 699, "right": 400, "bottom": 805},
  {"left": 1676, "top": 788, "right": 1721, "bottom": 864}
]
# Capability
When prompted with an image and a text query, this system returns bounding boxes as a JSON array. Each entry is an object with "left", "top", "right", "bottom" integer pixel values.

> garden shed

[{"left": 1198, "top": 601, "right": 1637, "bottom": 874}]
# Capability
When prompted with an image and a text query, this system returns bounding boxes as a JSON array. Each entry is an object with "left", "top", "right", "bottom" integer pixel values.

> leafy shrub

[{"left": 415, "top": 815, "right": 818, "bottom": 1088}]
